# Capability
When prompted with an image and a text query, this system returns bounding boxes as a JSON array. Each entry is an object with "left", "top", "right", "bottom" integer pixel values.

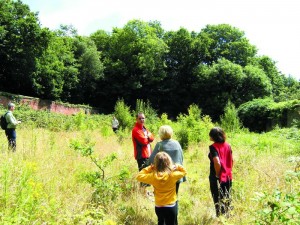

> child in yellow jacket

[{"left": 136, "top": 152, "right": 187, "bottom": 225}]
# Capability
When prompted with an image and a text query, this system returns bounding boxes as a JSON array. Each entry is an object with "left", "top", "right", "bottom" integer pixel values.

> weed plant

[{"left": 0, "top": 102, "right": 299, "bottom": 224}]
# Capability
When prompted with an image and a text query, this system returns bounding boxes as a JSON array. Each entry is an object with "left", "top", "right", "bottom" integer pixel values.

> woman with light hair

[{"left": 149, "top": 125, "right": 185, "bottom": 194}]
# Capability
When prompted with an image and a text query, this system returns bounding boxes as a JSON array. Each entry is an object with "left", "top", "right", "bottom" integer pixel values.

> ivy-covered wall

[{"left": 238, "top": 98, "right": 300, "bottom": 132}]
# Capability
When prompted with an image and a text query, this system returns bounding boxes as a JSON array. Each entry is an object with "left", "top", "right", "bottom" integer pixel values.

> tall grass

[{"left": 0, "top": 103, "right": 299, "bottom": 224}]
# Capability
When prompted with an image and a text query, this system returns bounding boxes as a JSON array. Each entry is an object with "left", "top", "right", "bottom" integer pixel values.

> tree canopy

[{"left": 1, "top": 0, "right": 299, "bottom": 120}]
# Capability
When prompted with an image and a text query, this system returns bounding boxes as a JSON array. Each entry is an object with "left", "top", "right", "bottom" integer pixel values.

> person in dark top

[{"left": 208, "top": 127, "right": 233, "bottom": 217}]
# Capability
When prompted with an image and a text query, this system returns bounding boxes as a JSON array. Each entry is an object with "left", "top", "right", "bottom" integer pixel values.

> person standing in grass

[
  {"left": 149, "top": 125, "right": 186, "bottom": 194},
  {"left": 136, "top": 152, "right": 187, "bottom": 225},
  {"left": 111, "top": 115, "right": 119, "bottom": 133},
  {"left": 132, "top": 112, "right": 154, "bottom": 172},
  {"left": 4, "top": 102, "right": 21, "bottom": 152},
  {"left": 208, "top": 127, "right": 233, "bottom": 217}
]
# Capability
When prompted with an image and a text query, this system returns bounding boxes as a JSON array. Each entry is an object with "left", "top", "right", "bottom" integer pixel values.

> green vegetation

[
  {"left": 1, "top": 0, "right": 299, "bottom": 120},
  {"left": 0, "top": 102, "right": 299, "bottom": 224},
  {"left": 238, "top": 99, "right": 300, "bottom": 132},
  {"left": 1, "top": 0, "right": 299, "bottom": 222}
]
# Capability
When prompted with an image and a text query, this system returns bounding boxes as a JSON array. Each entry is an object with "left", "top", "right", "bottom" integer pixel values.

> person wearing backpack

[
  {"left": 208, "top": 127, "right": 233, "bottom": 217},
  {"left": 4, "top": 102, "right": 21, "bottom": 152}
]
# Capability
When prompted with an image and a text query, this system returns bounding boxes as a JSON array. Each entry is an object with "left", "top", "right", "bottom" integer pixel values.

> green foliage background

[{"left": 1, "top": 0, "right": 299, "bottom": 124}]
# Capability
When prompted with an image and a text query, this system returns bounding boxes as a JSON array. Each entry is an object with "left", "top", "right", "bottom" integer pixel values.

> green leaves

[
  {"left": 254, "top": 186, "right": 300, "bottom": 224},
  {"left": 0, "top": 0, "right": 51, "bottom": 94},
  {"left": 1, "top": 2, "right": 298, "bottom": 126}
]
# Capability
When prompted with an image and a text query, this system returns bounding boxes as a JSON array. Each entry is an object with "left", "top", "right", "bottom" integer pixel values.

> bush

[
  {"left": 70, "top": 138, "right": 131, "bottom": 205},
  {"left": 175, "top": 104, "right": 213, "bottom": 149},
  {"left": 220, "top": 101, "right": 242, "bottom": 132},
  {"left": 133, "top": 99, "right": 158, "bottom": 132},
  {"left": 254, "top": 170, "right": 300, "bottom": 225},
  {"left": 113, "top": 99, "right": 133, "bottom": 130},
  {"left": 238, "top": 98, "right": 300, "bottom": 132}
]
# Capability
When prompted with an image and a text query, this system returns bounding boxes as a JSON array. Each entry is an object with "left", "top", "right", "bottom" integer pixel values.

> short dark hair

[{"left": 209, "top": 127, "right": 226, "bottom": 143}]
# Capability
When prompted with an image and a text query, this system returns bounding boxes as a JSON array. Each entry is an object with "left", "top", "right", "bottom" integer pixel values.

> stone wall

[{"left": 0, "top": 92, "right": 98, "bottom": 115}]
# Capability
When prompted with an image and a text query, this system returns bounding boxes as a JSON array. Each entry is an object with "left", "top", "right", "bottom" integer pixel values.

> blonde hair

[
  {"left": 154, "top": 152, "right": 173, "bottom": 174},
  {"left": 159, "top": 125, "right": 173, "bottom": 140}
]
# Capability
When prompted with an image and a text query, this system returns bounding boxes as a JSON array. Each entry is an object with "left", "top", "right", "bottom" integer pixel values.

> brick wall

[{"left": 0, "top": 92, "right": 98, "bottom": 115}]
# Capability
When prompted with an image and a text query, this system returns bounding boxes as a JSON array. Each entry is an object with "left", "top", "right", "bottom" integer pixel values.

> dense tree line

[{"left": 1, "top": 0, "right": 299, "bottom": 119}]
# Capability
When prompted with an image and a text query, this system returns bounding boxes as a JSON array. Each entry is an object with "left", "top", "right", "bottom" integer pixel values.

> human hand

[{"left": 172, "top": 164, "right": 178, "bottom": 171}]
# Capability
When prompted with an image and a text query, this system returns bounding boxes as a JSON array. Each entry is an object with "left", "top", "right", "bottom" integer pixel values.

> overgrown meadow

[{"left": 0, "top": 101, "right": 299, "bottom": 225}]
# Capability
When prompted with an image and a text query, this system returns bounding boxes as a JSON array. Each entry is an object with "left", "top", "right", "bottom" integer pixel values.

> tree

[
  {"left": 72, "top": 36, "right": 104, "bottom": 104},
  {"left": 96, "top": 20, "right": 168, "bottom": 111},
  {"left": 161, "top": 28, "right": 201, "bottom": 116},
  {"left": 33, "top": 31, "right": 79, "bottom": 100},
  {"left": 276, "top": 75, "right": 300, "bottom": 101},
  {"left": 220, "top": 101, "right": 241, "bottom": 132},
  {"left": 240, "top": 65, "right": 273, "bottom": 102},
  {"left": 0, "top": 0, "right": 50, "bottom": 95},
  {"left": 197, "top": 24, "right": 257, "bottom": 66},
  {"left": 90, "top": 29, "right": 111, "bottom": 57},
  {"left": 252, "top": 55, "right": 285, "bottom": 96},
  {"left": 192, "top": 58, "right": 246, "bottom": 119}
]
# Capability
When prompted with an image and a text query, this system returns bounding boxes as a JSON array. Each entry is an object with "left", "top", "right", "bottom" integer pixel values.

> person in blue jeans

[{"left": 4, "top": 102, "right": 21, "bottom": 152}]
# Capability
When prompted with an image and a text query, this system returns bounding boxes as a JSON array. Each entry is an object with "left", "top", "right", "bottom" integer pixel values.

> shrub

[
  {"left": 133, "top": 99, "right": 158, "bottom": 132},
  {"left": 238, "top": 98, "right": 300, "bottom": 132},
  {"left": 253, "top": 171, "right": 300, "bottom": 225},
  {"left": 114, "top": 99, "right": 133, "bottom": 130},
  {"left": 70, "top": 138, "right": 131, "bottom": 205},
  {"left": 220, "top": 100, "right": 242, "bottom": 132},
  {"left": 175, "top": 104, "right": 213, "bottom": 149}
]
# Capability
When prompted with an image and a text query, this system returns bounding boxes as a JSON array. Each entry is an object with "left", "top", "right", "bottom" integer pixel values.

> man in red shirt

[{"left": 132, "top": 112, "right": 154, "bottom": 171}]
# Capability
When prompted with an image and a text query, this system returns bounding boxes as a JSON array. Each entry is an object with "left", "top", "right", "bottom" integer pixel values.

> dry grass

[{"left": 0, "top": 128, "right": 298, "bottom": 224}]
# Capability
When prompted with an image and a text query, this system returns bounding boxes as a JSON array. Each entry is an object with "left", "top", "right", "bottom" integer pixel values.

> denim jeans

[{"left": 5, "top": 128, "right": 16, "bottom": 152}]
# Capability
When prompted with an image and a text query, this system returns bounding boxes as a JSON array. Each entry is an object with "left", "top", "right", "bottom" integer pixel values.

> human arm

[
  {"left": 146, "top": 129, "right": 154, "bottom": 142},
  {"left": 209, "top": 145, "right": 221, "bottom": 178},
  {"left": 213, "top": 157, "right": 221, "bottom": 178},
  {"left": 177, "top": 141, "right": 184, "bottom": 165},
  {"left": 133, "top": 128, "right": 153, "bottom": 145},
  {"left": 172, "top": 164, "right": 187, "bottom": 180},
  {"left": 136, "top": 165, "right": 155, "bottom": 184}
]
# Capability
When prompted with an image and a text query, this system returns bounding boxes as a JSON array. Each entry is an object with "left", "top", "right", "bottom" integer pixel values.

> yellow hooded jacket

[{"left": 136, "top": 164, "right": 187, "bottom": 206}]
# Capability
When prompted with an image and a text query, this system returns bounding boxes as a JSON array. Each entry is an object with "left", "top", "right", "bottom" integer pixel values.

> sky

[{"left": 22, "top": 0, "right": 300, "bottom": 80}]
